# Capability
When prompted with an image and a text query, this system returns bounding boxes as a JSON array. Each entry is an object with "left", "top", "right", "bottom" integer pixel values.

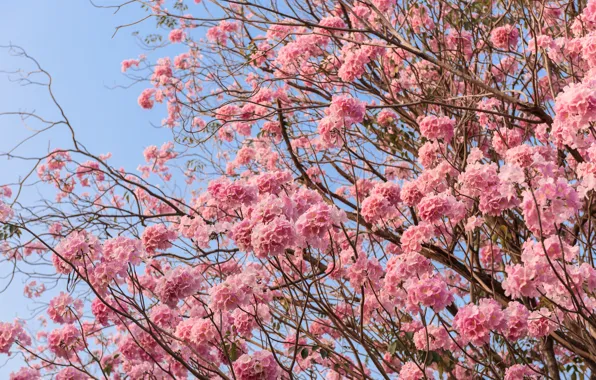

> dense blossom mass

[{"left": 4, "top": 0, "right": 596, "bottom": 378}]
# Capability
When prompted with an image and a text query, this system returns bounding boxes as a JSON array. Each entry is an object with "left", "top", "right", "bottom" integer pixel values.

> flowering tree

[{"left": 3, "top": 0, "right": 596, "bottom": 378}]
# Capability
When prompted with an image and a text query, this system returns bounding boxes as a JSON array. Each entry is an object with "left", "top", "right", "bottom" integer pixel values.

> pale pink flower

[
  {"left": 233, "top": 351, "right": 281, "bottom": 380},
  {"left": 155, "top": 266, "right": 202, "bottom": 307},
  {"left": 48, "top": 324, "right": 83, "bottom": 358},
  {"left": 168, "top": 29, "right": 185, "bottom": 43},
  {"left": 47, "top": 292, "right": 83, "bottom": 324},
  {"left": 417, "top": 115, "right": 455, "bottom": 141},
  {"left": 9, "top": 367, "right": 41, "bottom": 380},
  {"left": 251, "top": 217, "right": 297, "bottom": 258},
  {"left": 142, "top": 224, "right": 178, "bottom": 254},
  {"left": 490, "top": 25, "right": 519, "bottom": 49},
  {"left": 452, "top": 299, "right": 505, "bottom": 346}
]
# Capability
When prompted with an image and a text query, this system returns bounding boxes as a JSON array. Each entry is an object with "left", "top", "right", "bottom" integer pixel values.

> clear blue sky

[{"left": 0, "top": 1, "right": 171, "bottom": 375}]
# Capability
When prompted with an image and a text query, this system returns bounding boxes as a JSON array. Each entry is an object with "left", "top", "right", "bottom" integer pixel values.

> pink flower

[
  {"left": 452, "top": 299, "right": 505, "bottom": 346},
  {"left": 231, "top": 219, "right": 254, "bottom": 252},
  {"left": 208, "top": 178, "right": 258, "bottom": 207},
  {"left": 503, "top": 264, "right": 540, "bottom": 299},
  {"left": 418, "top": 141, "right": 441, "bottom": 167},
  {"left": 48, "top": 324, "right": 83, "bottom": 358},
  {"left": 318, "top": 116, "right": 346, "bottom": 147},
  {"left": 47, "top": 292, "right": 83, "bottom": 324},
  {"left": 206, "top": 20, "right": 239, "bottom": 45},
  {"left": 150, "top": 57, "right": 173, "bottom": 86},
  {"left": 209, "top": 275, "right": 253, "bottom": 311},
  {"left": 377, "top": 109, "right": 397, "bottom": 126},
  {"left": 361, "top": 194, "right": 395, "bottom": 223},
  {"left": 91, "top": 298, "right": 113, "bottom": 326},
  {"left": 0, "top": 321, "right": 30, "bottom": 354},
  {"left": 371, "top": 0, "right": 396, "bottom": 12},
  {"left": 88, "top": 261, "right": 123, "bottom": 294},
  {"left": 0, "top": 186, "right": 12, "bottom": 198},
  {"left": 528, "top": 308, "right": 557, "bottom": 338},
  {"left": 178, "top": 215, "right": 212, "bottom": 248},
  {"left": 504, "top": 364, "right": 536, "bottom": 380},
  {"left": 175, "top": 317, "right": 219, "bottom": 356},
  {"left": 458, "top": 163, "right": 500, "bottom": 198},
  {"left": 155, "top": 266, "right": 202, "bottom": 307},
  {"left": 142, "top": 224, "right": 178, "bottom": 254},
  {"left": 345, "top": 254, "right": 384, "bottom": 289},
  {"left": 328, "top": 94, "right": 366, "bottom": 125},
  {"left": 455, "top": 364, "right": 474, "bottom": 380},
  {"left": 490, "top": 25, "right": 519, "bottom": 50},
  {"left": 296, "top": 203, "right": 344, "bottom": 249},
  {"left": 520, "top": 177, "right": 581, "bottom": 236},
  {"left": 370, "top": 181, "right": 401, "bottom": 205},
  {"left": 138, "top": 88, "right": 155, "bottom": 109},
  {"left": 417, "top": 115, "right": 455, "bottom": 141},
  {"left": 338, "top": 47, "right": 370, "bottom": 82},
  {"left": 417, "top": 192, "right": 466, "bottom": 224},
  {"left": 316, "top": 16, "right": 346, "bottom": 37},
  {"left": 386, "top": 252, "right": 433, "bottom": 279},
  {"left": 401, "top": 181, "right": 424, "bottom": 206},
  {"left": 121, "top": 58, "right": 140, "bottom": 72},
  {"left": 151, "top": 304, "right": 182, "bottom": 330},
  {"left": 398, "top": 362, "right": 425, "bottom": 380},
  {"left": 553, "top": 79, "right": 596, "bottom": 147},
  {"left": 232, "top": 304, "right": 271, "bottom": 337},
  {"left": 54, "top": 231, "right": 101, "bottom": 272},
  {"left": 255, "top": 170, "right": 292, "bottom": 195},
  {"left": 55, "top": 368, "right": 86, "bottom": 380},
  {"left": 251, "top": 217, "right": 297, "bottom": 258},
  {"left": 23, "top": 281, "right": 45, "bottom": 298},
  {"left": 413, "top": 325, "right": 454, "bottom": 351},
  {"left": 233, "top": 351, "right": 281, "bottom": 380},
  {"left": 503, "top": 301, "right": 529, "bottom": 341},
  {"left": 492, "top": 127, "right": 524, "bottom": 156},
  {"left": 0, "top": 201, "right": 14, "bottom": 222},
  {"left": 103, "top": 236, "right": 143, "bottom": 266},
  {"left": 9, "top": 367, "right": 41, "bottom": 380},
  {"left": 479, "top": 245, "right": 502, "bottom": 268},
  {"left": 250, "top": 194, "right": 296, "bottom": 224},
  {"left": 406, "top": 274, "right": 453, "bottom": 311},
  {"left": 401, "top": 223, "right": 435, "bottom": 253},
  {"left": 446, "top": 30, "right": 474, "bottom": 60},
  {"left": 584, "top": 0, "right": 596, "bottom": 22},
  {"left": 168, "top": 29, "right": 185, "bottom": 43},
  {"left": 338, "top": 44, "right": 384, "bottom": 82},
  {"left": 409, "top": 6, "right": 434, "bottom": 32}
]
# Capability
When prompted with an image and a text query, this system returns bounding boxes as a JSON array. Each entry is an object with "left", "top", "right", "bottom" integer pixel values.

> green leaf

[
  {"left": 301, "top": 348, "right": 308, "bottom": 359},
  {"left": 104, "top": 363, "right": 112, "bottom": 376},
  {"left": 388, "top": 342, "right": 398, "bottom": 355},
  {"left": 320, "top": 349, "right": 329, "bottom": 359},
  {"left": 230, "top": 342, "right": 238, "bottom": 361}
]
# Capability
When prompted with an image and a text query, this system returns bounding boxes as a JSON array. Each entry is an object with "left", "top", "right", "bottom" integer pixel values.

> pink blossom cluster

[
  {"left": 490, "top": 25, "right": 520, "bottom": 49},
  {"left": 142, "top": 224, "right": 178, "bottom": 254},
  {"left": 47, "top": 292, "right": 83, "bottom": 324},
  {"left": 155, "top": 266, "right": 203, "bottom": 307},
  {"left": 452, "top": 298, "right": 506, "bottom": 345},
  {"left": 48, "top": 324, "right": 83, "bottom": 358},
  {"left": 0, "top": 321, "right": 30, "bottom": 354},
  {"left": 233, "top": 351, "right": 281, "bottom": 380},
  {"left": 9, "top": 367, "right": 41, "bottom": 380},
  {"left": 10, "top": 0, "right": 596, "bottom": 378},
  {"left": 417, "top": 115, "right": 455, "bottom": 141}
]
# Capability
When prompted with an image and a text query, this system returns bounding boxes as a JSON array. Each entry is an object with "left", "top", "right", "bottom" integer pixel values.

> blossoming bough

[{"left": 3, "top": 0, "right": 596, "bottom": 378}]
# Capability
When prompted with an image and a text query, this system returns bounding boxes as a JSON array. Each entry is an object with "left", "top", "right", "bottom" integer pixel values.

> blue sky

[{"left": 0, "top": 1, "right": 170, "bottom": 375}]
